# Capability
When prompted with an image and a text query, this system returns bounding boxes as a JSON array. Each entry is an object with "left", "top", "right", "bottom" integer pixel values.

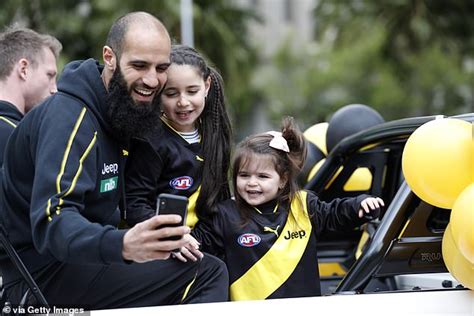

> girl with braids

[
  {"left": 124, "top": 44, "right": 232, "bottom": 228},
  {"left": 185, "top": 116, "right": 384, "bottom": 300}
]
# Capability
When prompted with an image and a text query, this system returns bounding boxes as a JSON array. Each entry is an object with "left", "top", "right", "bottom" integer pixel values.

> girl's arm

[
  {"left": 191, "top": 212, "right": 226, "bottom": 259},
  {"left": 307, "top": 191, "right": 382, "bottom": 238}
]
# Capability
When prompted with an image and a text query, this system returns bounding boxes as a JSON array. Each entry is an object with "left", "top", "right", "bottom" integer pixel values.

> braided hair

[{"left": 170, "top": 45, "right": 233, "bottom": 219}]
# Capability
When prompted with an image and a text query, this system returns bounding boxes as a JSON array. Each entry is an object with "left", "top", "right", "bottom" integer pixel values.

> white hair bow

[{"left": 267, "top": 131, "right": 290, "bottom": 153}]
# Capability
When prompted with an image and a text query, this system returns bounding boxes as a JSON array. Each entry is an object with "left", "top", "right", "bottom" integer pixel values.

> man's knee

[
  {"left": 184, "top": 254, "right": 228, "bottom": 303},
  {"left": 201, "top": 253, "right": 228, "bottom": 280}
]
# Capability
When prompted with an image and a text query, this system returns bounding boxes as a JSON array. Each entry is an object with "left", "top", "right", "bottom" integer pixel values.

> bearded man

[{"left": 0, "top": 11, "right": 228, "bottom": 309}]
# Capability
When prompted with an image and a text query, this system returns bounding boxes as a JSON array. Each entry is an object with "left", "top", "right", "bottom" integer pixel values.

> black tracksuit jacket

[
  {"left": 0, "top": 101, "right": 23, "bottom": 166},
  {"left": 0, "top": 59, "right": 128, "bottom": 283},
  {"left": 125, "top": 121, "right": 202, "bottom": 227}
]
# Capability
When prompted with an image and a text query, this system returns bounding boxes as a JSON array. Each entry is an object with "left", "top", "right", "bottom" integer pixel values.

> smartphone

[{"left": 156, "top": 193, "right": 188, "bottom": 241}]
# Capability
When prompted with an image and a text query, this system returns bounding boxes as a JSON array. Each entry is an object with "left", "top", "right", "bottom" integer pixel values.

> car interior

[{"left": 303, "top": 116, "right": 468, "bottom": 295}]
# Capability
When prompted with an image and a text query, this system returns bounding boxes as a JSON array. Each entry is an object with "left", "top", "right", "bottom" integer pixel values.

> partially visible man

[
  {"left": 0, "top": 12, "right": 228, "bottom": 309},
  {"left": 0, "top": 26, "right": 62, "bottom": 166}
]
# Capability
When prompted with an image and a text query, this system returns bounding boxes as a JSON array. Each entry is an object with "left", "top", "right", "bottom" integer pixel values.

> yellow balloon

[
  {"left": 450, "top": 183, "right": 474, "bottom": 264},
  {"left": 402, "top": 118, "right": 473, "bottom": 209},
  {"left": 307, "top": 158, "right": 372, "bottom": 192},
  {"left": 442, "top": 225, "right": 474, "bottom": 289},
  {"left": 304, "top": 122, "right": 328, "bottom": 156}
]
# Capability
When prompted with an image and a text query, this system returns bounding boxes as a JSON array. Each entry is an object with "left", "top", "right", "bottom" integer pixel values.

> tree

[
  {"left": 311, "top": 0, "right": 474, "bottom": 117},
  {"left": 257, "top": 0, "right": 473, "bottom": 128},
  {"left": 0, "top": 0, "right": 261, "bottom": 131}
]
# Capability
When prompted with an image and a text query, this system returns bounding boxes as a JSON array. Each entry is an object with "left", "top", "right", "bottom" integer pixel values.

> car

[{"left": 303, "top": 113, "right": 474, "bottom": 295}]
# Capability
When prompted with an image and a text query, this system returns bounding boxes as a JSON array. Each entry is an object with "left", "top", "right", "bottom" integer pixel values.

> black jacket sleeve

[
  {"left": 191, "top": 211, "right": 226, "bottom": 259},
  {"left": 0, "top": 121, "right": 15, "bottom": 166},
  {"left": 30, "top": 105, "right": 126, "bottom": 265},
  {"left": 124, "top": 138, "right": 164, "bottom": 226},
  {"left": 306, "top": 191, "right": 370, "bottom": 238}
]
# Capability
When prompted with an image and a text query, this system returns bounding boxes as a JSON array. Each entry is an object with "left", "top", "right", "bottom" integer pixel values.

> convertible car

[{"left": 303, "top": 113, "right": 474, "bottom": 295}]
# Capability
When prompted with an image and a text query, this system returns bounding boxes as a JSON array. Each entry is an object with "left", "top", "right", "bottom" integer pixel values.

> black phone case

[{"left": 156, "top": 193, "right": 188, "bottom": 241}]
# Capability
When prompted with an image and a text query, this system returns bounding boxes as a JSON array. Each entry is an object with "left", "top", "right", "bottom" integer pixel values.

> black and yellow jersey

[
  {"left": 0, "top": 59, "right": 128, "bottom": 283},
  {"left": 125, "top": 119, "right": 203, "bottom": 227},
  {"left": 0, "top": 100, "right": 23, "bottom": 166},
  {"left": 192, "top": 190, "right": 369, "bottom": 300}
]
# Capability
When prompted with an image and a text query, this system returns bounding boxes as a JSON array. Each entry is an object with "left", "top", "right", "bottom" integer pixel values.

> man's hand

[{"left": 122, "top": 215, "right": 190, "bottom": 263}]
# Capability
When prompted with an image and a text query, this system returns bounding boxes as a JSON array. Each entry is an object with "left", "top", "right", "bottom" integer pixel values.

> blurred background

[{"left": 1, "top": 0, "right": 473, "bottom": 139}]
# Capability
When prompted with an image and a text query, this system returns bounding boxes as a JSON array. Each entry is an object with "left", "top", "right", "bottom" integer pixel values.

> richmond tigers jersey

[
  {"left": 192, "top": 191, "right": 369, "bottom": 300},
  {"left": 125, "top": 118, "right": 203, "bottom": 227}
]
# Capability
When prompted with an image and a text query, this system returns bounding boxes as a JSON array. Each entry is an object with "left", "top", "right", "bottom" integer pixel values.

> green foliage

[
  {"left": 191, "top": 1, "right": 261, "bottom": 124},
  {"left": 0, "top": 0, "right": 260, "bottom": 129},
  {"left": 1, "top": 0, "right": 472, "bottom": 133},
  {"left": 258, "top": 0, "right": 473, "bottom": 129}
]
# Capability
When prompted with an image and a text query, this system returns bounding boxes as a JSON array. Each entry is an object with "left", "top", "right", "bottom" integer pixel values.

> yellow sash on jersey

[
  {"left": 230, "top": 191, "right": 311, "bottom": 301},
  {"left": 186, "top": 186, "right": 200, "bottom": 228}
]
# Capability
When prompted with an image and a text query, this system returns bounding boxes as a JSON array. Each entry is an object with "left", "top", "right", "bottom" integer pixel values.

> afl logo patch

[
  {"left": 170, "top": 176, "right": 194, "bottom": 190},
  {"left": 237, "top": 233, "right": 261, "bottom": 247}
]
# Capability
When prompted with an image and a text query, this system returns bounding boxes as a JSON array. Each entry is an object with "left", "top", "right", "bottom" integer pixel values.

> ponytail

[{"left": 281, "top": 116, "right": 307, "bottom": 172}]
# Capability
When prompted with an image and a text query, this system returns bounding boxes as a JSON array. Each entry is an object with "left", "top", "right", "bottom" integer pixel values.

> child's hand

[
  {"left": 171, "top": 234, "right": 203, "bottom": 263},
  {"left": 358, "top": 197, "right": 385, "bottom": 220}
]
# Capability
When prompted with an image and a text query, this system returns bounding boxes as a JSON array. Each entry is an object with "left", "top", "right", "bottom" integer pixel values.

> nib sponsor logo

[{"left": 100, "top": 176, "right": 118, "bottom": 193}]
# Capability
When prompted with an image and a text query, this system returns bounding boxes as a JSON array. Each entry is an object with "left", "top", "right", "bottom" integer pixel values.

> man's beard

[{"left": 106, "top": 67, "right": 162, "bottom": 144}]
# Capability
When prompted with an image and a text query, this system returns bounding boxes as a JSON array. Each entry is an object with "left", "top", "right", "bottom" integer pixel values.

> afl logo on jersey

[
  {"left": 170, "top": 176, "right": 194, "bottom": 190},
  {"left": 237, "top": 233, "right": 261, "bottom": 247}
]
